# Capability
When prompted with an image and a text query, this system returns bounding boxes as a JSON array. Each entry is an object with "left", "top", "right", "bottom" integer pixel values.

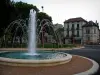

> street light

[{"left": 41, "top": 6, "right": 44, "bottom": 12}]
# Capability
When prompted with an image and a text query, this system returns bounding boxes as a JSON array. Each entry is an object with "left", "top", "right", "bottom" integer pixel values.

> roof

[
  {"left": 82, "top": 21, "right": 99, "bottom": 28},
  {"left": 64, "top": 17, "right": 87, "bottom": 23}
]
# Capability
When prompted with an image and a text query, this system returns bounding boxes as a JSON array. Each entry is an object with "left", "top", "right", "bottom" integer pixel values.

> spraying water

[
  {"left": 28, "top": 9, "right": 37, "bottom": 55},
  {"left": 3, "top": 9, "right": 58, "bottom": 55}
]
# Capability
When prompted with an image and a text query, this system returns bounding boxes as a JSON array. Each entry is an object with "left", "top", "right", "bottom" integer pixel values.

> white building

[
  {"left": 64, "top": 17, "right": 87, "bottom": 44},
  {"left": 82, "top": 21, "right": 99, "bottom": 44}
]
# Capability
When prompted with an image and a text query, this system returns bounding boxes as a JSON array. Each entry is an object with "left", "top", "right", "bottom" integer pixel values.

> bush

[
  {"left": 1, "top": 42, "right": 76, "bottom": 48},
  {"left": 37, "top": 43, "right": 58, "bottom": 48},
  {"left": 62, "top": 44, "right": 76, "bottom": 48},
  {"left": 1, "top": 43, "right": 27, "bottom": 48},
  {"left": 37, "top": 43, "right": 76, "bottom": 48}
]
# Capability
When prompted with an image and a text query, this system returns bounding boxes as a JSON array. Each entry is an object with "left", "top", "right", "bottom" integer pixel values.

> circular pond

[{"left": 0, "top": 51, "right": 72, "bottom": 67}]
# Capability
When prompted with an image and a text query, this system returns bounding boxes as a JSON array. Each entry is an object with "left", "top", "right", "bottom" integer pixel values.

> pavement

[
  {"left": 0, "top": 45, "right": 100, "bottom": 75},
  {"left": 0, "top": 55, "right": 96, "bottom": 75},
  {"left": 59, "top": 45, "right": 100, "bottom": 75}
]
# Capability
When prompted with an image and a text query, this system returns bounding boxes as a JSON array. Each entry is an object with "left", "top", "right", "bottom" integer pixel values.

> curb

[
  {"left": 0, "top": 46, "right": 85, "bottom": 51},
  {"left": 74, "top": 55, "right": 99, "bottom": 75},
  {"left": 73, "top": 46, "right": 85, "bottom": 49}
]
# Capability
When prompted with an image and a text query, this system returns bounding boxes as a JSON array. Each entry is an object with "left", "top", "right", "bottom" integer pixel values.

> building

[
  {"left": 54, "top": 23, "right": 63, "bottom": 31},
  {"left": 82, "top": 21, "right": 99, "bottom": 44},
  {"left": 99, "top": 30, "right": 100, "bottom": 43},
  {"left": 64, "top": 17, "right": 87, "bottom": 44}
]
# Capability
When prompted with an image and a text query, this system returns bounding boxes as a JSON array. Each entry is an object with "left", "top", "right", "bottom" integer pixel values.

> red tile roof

[{"left": 64, "top": 17, "right": 87, "bottom": 23}]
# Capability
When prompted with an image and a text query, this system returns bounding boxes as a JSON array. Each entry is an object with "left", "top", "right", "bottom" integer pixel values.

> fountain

[
  {"left": 28, "top": 9, "right": 37, "bottom": 55},
  {"left": 0, "top": 9, "right": 72, "bottom": 66},
  {"left": 0, "top": 9, "right": 99, "bottom": 75}
]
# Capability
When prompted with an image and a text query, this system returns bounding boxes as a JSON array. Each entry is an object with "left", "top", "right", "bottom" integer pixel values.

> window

[
  {"left": 72, "top": 24, "right": 74, "bottom": 30},
  {"left": 67, "top": 30, "right": 69, "bottom": 37},
  {"left": 87, "top": 36, "right": 90, "bottom": 40},
  {"left": 67, "top": 24, "right": 69, "bottom": 30},
  {"left": 77, "top": 30, "right": 79, "bottom": 37},
  {"left": 77, "top": 24, "right": 79, "bottom": 30},
  {"left": 67, "top": 24, "right": 69, "bottom": 37},
  {"left": 94, "top": 29, "right": 96, "bottom": 34},
  {"left": 72, "top": 24, "right": 74, "bottom": 35},
  {"left": 86, "top": 29, "right": 90, "bottom": 34}
]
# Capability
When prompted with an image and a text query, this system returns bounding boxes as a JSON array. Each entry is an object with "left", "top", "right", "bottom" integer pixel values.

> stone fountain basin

[{"left": 0, "top": 51, "right": 72, "bottom": 67}]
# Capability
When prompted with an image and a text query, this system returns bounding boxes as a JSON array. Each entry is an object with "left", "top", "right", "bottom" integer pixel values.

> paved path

[
  {"left": 0, "top": 55, "right": 94, "bottom": 75},
  {"left": 60, "top": 45, "right": 100, "bottom": 75}
]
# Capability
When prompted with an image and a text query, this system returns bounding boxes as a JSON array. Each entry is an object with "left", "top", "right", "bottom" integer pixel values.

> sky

[{"left": 14, "top": 0, "right": 100, "bottom": 26}]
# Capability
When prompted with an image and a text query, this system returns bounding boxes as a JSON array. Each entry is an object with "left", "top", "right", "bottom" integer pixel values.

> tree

[
  {"left": 0, "top": 0, "right": 14, "bottom": 37},
  {"left": 13, "top": 1, "right": 39, "bottom": 19},
  {"left": 37, "top": 12, "right": 52, "bottom": 33},
  {"left": 37, "top": 12, "right": 52, "bottom": 22},
  {"left": 55, "top": 27, "right": 64, "bottom": 44},
  {"left": 0, "top": 0, "right": 53, "bottom": 47}
]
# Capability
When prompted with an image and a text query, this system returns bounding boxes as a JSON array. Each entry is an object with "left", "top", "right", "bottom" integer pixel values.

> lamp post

[{"left": 41, "top": 6, "right": 44, "bottom": 12}]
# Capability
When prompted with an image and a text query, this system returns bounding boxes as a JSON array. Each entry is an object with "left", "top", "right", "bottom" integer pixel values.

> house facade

[
  {"left": 82, "top": 21, "right": 99, "bottom": 44},
  {"left": 64, "top": 17, "right": 87, "bottom": 44}
]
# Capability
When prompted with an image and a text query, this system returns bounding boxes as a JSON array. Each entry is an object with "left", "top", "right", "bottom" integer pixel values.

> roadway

[{"left": 60, "top": 45, "right": 100, "bottom": 75}]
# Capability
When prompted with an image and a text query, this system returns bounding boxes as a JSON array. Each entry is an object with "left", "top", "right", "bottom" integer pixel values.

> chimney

[{"left": 95, "top": 20, "right": 98, "bottom": 25}]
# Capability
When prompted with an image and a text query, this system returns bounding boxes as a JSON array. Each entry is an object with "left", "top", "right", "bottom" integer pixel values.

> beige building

[
  {"left": 64, "top": 17, "right": 87, "bottom": 44},
  {"left": 82, "top": 21, "right": 99, "bottom": 44}
]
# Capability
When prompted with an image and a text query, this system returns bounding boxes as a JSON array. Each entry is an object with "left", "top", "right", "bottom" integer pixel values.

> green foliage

[
  {"left": 62, "top": 44, "right": 76, "bottom": 48},
  {"left": 0, "top": 0, "right": 53, "bottom": 48},
  {"left": 13, "top": 1, "right": 39, "bottom": 19},
  {"left": 38, "top": 43, "right": 58, "bottom": 48},
  {"left": 36, "top": 12, "right": 53, "bottom": 44},
  {"left": 0, "top": 0, "right": 12, "bottom": 37},
  {"left": 1, "top": 42, "right": 76, "bottom": 48},
  {"left": 37, "top": 44, "right": 76, "bottom": 48},
  {"left": 37, "top": 12, "right": 52, "bottom": 22},
  {"left": 4, "top": 43, "right": 27, "bottom": 48},
  {"left": 13, "top": 1, "right": 52, "bottom": 21}
]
